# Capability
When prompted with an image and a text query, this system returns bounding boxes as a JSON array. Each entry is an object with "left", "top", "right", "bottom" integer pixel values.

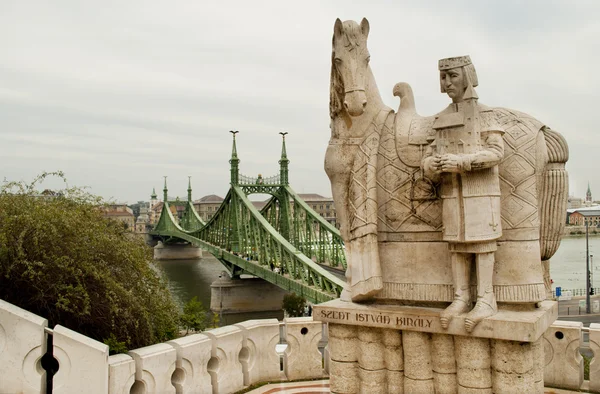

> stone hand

[
  {"left": 428, "top": 156, "right": 443, "bottom": 173},
  {"left": 440, "top": 154, "right": 461, "bottom": 172}
]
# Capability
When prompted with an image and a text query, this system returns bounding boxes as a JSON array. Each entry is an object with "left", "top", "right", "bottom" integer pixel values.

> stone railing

[
  {"left": 2, "top": 296, "right": 599, "bottom": 393},
  {"left": 0, "top": 299, "right": 328, "bottom": 394}
]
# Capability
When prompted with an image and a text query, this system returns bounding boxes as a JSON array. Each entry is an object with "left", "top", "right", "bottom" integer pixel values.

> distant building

[
  {"left": 567, "top": 183, "right": 595, "bottom": 210},
  {"left": 194, "top": 195, "right": 224, "bottom": 221},
  {"left": 101, "top": 204, "right": 135, "bottom": 230},
  {"left": 135, "top": 205, "right": 150, "bottom": 233},
  {"left": 252, "top": 200, "right": 267, "bottom": 211},
  {"left": 568, "top": 209, "right": 600, "bottom": 226},
  {"left": 297, "top": 193, "right": 337, "bottom": 227},
  {"left": 149, "top": 188, "right": 159, "bottom": 225},
  {"left": 568, "top": 197, "right": 584, "bottom": 209}
]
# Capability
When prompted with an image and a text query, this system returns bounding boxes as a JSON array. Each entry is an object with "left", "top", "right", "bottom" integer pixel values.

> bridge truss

[{"left": 151, "top": 133, "right": 345, "bottom": 303}]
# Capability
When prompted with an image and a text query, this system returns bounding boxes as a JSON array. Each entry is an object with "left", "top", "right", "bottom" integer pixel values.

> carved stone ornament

[{"left": 324, "top": 18, "right": 569, "bottom": 331}]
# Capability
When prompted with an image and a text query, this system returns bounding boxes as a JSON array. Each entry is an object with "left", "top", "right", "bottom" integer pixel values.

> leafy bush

[
  {"left": 179, "top": 296, "right": 207, "bottom": 335},
  {"left": 282, "top": 292, "right": 306, "bottom": 317},
  {"left": 0, "top": 173, "right": 179, "bottom": 351}
]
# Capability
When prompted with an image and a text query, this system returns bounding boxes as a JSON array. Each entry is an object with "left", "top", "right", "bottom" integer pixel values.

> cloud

[{"left": 0, "top": 1, "right": 598, "bottom": 201}]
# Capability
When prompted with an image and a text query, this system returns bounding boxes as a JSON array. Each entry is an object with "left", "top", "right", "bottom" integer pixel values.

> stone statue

[
  {"left": 324, "top": 18, "right": 569, "bottom": 323},
  {"left": 421, "top": 56, "right": 504, "bottom": 331},
  {"left": 318, "top": 18, "right": 570, "bottom": 393}
]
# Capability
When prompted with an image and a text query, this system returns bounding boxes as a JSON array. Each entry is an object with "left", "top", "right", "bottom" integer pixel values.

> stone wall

[{"left": 153, "top": 242, "right": 202, "bottom": 260}]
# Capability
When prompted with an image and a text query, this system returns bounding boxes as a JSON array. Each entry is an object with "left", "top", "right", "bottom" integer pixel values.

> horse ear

[
  {"left": 334, "top": 18, "right": 344, "bottom": 38},
  {"left": 360, "top": 18, "right": 370, "bottom": 38}
]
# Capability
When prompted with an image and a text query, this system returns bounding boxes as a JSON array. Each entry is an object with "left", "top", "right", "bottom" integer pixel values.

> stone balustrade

[
  {"left": 0, "top": 300, "right": 327, "bottom": 394},
  {"left": 2, "top": 297, "right": 600, "bottom": 393}
]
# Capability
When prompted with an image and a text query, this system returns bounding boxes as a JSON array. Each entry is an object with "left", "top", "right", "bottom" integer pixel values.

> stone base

[
  {"left": 210, "top": 276, "right": 287, "bottom": 313},
  {"left": 314, "top": 300, "right": 556, "bottom": 394},
  {"left": 153, "top": 242, "right": 202, "bottom": 260}
]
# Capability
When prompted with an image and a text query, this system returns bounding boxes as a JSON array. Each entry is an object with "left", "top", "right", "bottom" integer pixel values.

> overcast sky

[{"left": 1, "top": 1, "right": 599, "bottom": 203}]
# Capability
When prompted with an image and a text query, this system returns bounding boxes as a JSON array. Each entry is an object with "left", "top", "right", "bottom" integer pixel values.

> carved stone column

[{"left": 314, "top": 299, "right": 557, "bottom": 394}]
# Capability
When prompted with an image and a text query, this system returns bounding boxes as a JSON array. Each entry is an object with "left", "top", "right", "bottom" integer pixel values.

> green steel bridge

[{"left": 150, "top": 132, "right": 346, "bottom": 303}]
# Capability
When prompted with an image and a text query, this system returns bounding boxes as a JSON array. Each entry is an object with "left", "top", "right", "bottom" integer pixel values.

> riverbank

[{"left": 565, "top": 225, "right": 600, "bottom": 236}]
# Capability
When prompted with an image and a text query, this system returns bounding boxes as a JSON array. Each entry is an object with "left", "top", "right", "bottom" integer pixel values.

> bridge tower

[
  {"left": 277, "top": 132, "right": 292, "bottom": 240},
  {"left": 229, "top": 130, "right": 240, "bottom": 185}
]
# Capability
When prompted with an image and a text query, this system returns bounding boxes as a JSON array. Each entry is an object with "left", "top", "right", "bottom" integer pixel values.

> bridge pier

[
  {"left": 211, "top": 273, "right": 287, "bottom": 313},
  {"left": 153, "top": 241, "right": 202, "bottom": 260}
]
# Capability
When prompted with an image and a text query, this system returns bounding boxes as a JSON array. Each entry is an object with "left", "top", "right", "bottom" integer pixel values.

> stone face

[
  {"left": 108, "top": 354, "right": 136, "bottom": 394},
  {"left": 167, "top": 333, "right": 213, "bottom": 393},
  {"left": 284, "top": 317, "right": 323, "bottom": 380},
  {"left": 128, "top": 343, "right": 177, "bottom": 394},
  {"left": 204, "top": 326, "right": 245, "bottom": 394},
  {"left": 52, "top": 325, "right": 109, "bottom": 394},
  {"left": 543, "top": 321, "right": 584, "bottom": 390},
  {"left": 0, "top": 299, "right": 48, "bottom": 394},
  {"left": 234, "top": 319, "right": 281, "bottom": 385}
]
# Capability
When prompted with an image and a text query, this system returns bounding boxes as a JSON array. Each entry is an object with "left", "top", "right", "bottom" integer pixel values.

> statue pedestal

[{"left": 314, "top": 299, "right": 557, "bottom": 394}]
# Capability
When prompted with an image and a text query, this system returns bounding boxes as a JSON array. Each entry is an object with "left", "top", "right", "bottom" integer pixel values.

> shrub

[
  {"left": 0, "top": 173, "right": 179, "bottom": 351},
  {"left": 282, "top": 292, "right": 306, "bottom": 317},
  {"left": 179, "top": 296, "right": 207, "bottom": 335}
]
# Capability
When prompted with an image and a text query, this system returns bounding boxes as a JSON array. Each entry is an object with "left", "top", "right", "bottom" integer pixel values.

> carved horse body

[{"left": 324, "top": 19, "right": 569, "bottom": 303}]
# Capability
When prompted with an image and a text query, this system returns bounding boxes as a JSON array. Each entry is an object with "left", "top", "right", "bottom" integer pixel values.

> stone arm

[
  {"left": 461, "top": 130, "right": 505, "bottom": 172},
  {"left": 421, "top": 142, "right": 441, "bottom": 183}
]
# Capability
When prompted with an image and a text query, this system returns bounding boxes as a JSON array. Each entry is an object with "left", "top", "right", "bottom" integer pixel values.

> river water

[
  {"left": 157, "top": 255, "right": 283, "bottom": 326},
  {"left": 550, "top": 235, "right": 600, "bottom": 290},
  {"left": 157, "top": 235, "right": 599, "bottom": 321}
]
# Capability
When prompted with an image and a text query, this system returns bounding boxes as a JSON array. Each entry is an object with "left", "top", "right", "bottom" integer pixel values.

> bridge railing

[
  {"left": 553, "top": 287, "right": 600, "bottom": 298},
  {"left": 3, "top": 296, "right": 600, "bottom": 393},
  {"left": 238, "top": 173, "right": 280, "bottom": 185}
]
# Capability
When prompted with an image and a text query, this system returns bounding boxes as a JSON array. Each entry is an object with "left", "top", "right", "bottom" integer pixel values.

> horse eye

[
  {"left": 334, "top": 58, "right": 342, "bottom": 64},
  {"left": 365, "top": 56, "right": 370, "bottom": 63}
]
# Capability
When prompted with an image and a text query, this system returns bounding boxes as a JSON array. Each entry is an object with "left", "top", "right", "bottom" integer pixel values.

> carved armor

[{"left": 426, "top": 102, "right": 504, "bottom": 246}]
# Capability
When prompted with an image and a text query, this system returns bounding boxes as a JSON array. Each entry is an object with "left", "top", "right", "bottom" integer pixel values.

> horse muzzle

[{"left": 343, "top": 89, "right": 367, "bottom": 117}]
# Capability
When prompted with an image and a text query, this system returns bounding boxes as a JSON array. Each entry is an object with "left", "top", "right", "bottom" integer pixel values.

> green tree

[
  {"left": 179, "top": 296, "right": 207, "bottom": 335},
  {"left": 282, "top": 292, "right": 306, "bottom": 317},
  {"left": 0, "top": 172, "right": 179, "bottom": 351},
  {"left": 210, "top": 312, "right": 221, "bottom": 328}
]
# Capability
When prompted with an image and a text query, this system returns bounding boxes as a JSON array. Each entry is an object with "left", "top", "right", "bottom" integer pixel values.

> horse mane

[
  {"left": 329, "top": 21, "right": 364, "bottom": 120},
  {"left": 329, "top": 52, "right": 345, "bottom": 119}
]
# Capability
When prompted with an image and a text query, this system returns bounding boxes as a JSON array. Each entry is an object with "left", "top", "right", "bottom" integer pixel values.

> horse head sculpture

[{"left": 330, "top": 18, "right": 371, "bottom": 118}]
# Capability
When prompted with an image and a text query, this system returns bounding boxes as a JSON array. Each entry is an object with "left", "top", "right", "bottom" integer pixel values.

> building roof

[
  {"left": 102, "top": 211, "right": 134, "bottom": 217},
  {"left": 571, "top": 210, "right": 600, "bottom": 217},
  {"left": 297, "top": 193, "right": 333, "bottom": 202},
  {"left": 196, "top": 194, "right": 224, "bottom": 203},
  {"left": 567, "top": 205, "right": 600, "bottom": 213}
]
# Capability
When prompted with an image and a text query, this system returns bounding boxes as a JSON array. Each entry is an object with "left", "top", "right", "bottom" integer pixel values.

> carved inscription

[{"left": 318, "top": 309, "right": 434, "bottom": 330}]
